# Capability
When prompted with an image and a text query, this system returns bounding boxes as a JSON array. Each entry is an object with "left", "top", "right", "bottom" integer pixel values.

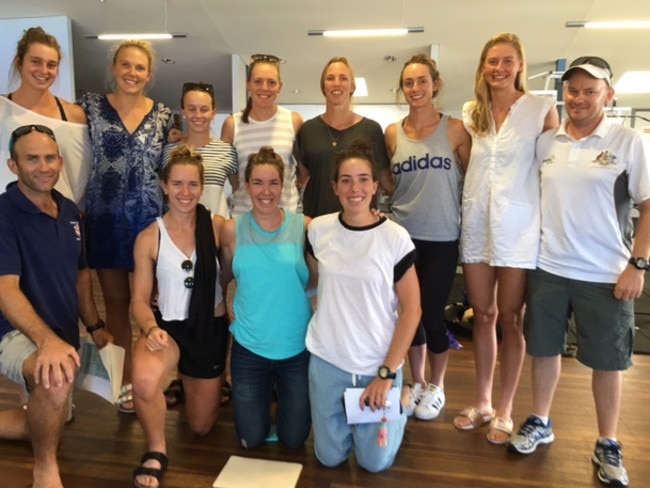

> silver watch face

[{"left": 634, "top": 257, "right": 650, "bottom": 269}]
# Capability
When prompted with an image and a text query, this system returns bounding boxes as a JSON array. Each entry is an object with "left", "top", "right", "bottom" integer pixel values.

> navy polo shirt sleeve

[{"left": 0, "top": 208, "right": 21, "bottom": 277}]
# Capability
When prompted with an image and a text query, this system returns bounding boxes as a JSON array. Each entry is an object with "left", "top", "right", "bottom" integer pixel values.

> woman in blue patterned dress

[{"left": 78, "top": 40, "right": 172, "bottom": 413}]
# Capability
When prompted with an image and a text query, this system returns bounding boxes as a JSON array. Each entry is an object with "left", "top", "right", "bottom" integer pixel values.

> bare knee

[
  {"left": 472, "top": 305, "right": 498, "bottom": 329},
  {"left": 188, "top": 415, "right": 216, "bottom": 436},
  {"left": 132, "top": 372, "right": 162, "bottom": 402}
]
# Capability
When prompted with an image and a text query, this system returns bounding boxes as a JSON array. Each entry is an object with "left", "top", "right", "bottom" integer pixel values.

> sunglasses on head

[
  {"left": 570, "top": 56, "right": 612, "bottom": 74},
  {"left": 182, "top": 82, "right": 214, "bottom": 95},
  {"left": 9, "top": 125, "right": 57, "bottom": 156},
  {"left": 181, "top": 259, "right": 194, "bottom": 289},
  {"left": 251, "top": 53, "right": 280, "bottom": 64}
]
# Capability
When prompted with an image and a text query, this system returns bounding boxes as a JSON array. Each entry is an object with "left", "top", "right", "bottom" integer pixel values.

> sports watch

[
  {"left": 377, "top": 365, "right": 397, "bottom": 380},
  {"left": 629, "top": 257, "right": 650, "bottom": 271}
]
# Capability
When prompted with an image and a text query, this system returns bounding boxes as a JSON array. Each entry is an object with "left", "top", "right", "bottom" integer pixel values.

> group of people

[{"left": 0, "top": 24, "right": 647, "bottom": 488}]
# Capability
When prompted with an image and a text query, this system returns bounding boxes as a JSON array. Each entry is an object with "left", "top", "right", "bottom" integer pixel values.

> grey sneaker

[
  {"left": 592, "top": 439, "right": 628, "bottom": 486},
  {"left": 507, "top": 415, "right": 554, "bottom": 454},
  {"left": 414, "top": 384, "right": 445, "bottom": 421}
]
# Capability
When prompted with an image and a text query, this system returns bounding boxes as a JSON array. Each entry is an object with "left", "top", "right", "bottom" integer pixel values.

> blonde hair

[
  {"left": 107, "top": 39, "right": 155, "bottom": 92},
  {"left": 320, "top": 57, "right": 356, "bottom": 96},
  {"left": 469, "top": 33, "right": 528, "bottom": 136}
]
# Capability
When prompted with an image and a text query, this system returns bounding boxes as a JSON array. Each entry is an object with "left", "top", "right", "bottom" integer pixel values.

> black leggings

[{"left": 410, "top": 239, "right": 459, "bottom": 354}]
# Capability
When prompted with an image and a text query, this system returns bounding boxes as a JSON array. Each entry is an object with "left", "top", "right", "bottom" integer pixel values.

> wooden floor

[{"left": 1, "top": 339, "right": 649, "bottom": 487}]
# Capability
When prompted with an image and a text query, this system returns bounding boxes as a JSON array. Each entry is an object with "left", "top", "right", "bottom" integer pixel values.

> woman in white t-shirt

[{"left": 306, "top": 140, "right": 420, "bottom": 472}]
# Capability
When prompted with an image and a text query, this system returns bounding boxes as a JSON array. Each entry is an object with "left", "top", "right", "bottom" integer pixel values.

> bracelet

[
  {"left": 145, "top": 326, "right": 160, "bottom": 338},
  {"left": 85, "top": 319, "right": 105, "bottom": 335}
]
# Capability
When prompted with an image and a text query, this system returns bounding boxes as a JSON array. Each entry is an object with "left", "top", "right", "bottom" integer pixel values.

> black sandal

[
  {"left": 163, "top": 379, "right": 184, "bottom": 408},
  {"left": 133, "top": 451, "right": 168, "bottom": 488}
]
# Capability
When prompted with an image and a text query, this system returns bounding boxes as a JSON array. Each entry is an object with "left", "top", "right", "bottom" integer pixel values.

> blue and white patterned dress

[{"left": 79, "top": 93, "right": 172, "bottom": 269}]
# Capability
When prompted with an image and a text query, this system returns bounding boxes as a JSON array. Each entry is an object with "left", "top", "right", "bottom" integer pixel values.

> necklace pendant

[{"left": 332, "top": 141, "right": 337, "bottom": 147}]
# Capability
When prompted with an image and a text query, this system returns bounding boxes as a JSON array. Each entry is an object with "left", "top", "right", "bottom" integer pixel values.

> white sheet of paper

[
  {"left": 343, "top": 387, "right": 401, "bottom": 424},
  {"left": 212, "top": 456, "right": 302, "bottom": 488},
  {"left": 75, "top": 339, "right": 125, "bottom": 404}
]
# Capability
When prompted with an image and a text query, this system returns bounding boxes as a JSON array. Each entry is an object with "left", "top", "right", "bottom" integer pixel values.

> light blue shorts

[
  {"left": 308, "top": 354, "right": 407, "bottom": 473},
  {"left": 0, "top": 330, "right": 37, "bottom": 387}
]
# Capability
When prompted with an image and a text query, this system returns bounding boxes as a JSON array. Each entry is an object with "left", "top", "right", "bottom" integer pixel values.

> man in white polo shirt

[{"left": 507, "top": 57, "right": 650, "bottom": 487}]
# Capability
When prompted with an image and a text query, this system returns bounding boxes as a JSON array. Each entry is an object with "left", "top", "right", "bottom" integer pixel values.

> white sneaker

[
  {"left": 402, "top": 383, "right": 424, "bottom": 417},
  {"left": 414, "top": 384, "right": 445, "bottom": 420}
]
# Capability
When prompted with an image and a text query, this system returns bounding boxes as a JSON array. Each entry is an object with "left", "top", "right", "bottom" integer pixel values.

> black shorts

[{"left": 157, "top": 314, "right": 229, "bottom": 379}]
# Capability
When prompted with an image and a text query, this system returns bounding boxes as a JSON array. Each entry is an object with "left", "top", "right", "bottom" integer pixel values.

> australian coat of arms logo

[{"left": 593, "top": 150, "right": 617, "bottom": 167}]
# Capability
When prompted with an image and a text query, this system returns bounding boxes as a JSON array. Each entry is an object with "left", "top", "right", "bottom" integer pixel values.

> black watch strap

[
  {"left": 86, "top": 319, "right": 106, "bottom": 334},
  {"left": 629, "top": 257, "right": 650, "bottom": 271}
]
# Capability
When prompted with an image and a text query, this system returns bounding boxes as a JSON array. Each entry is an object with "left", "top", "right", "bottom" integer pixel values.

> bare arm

[
  {"left": 303, "top": 216, "right": 318, "bottom": 289},
  {"left": 543, "top": 104, "right": 560, "bottom": 132},
  {"left": 220, "top": 115, "right": 235, "bottom": 144},
  {"left": 381, "top": 124, "right": 397, "bottom": 195},
  {"left": 296, "top": 156, "right": 310, "bottom": 192},
  {"left": 220, "top": 219, "right": 237, "bottom": 321},
  {"left": 0, "top": 275, "right": 80, "bottom": 388},
  {"left": 448, "top": 118, "right": 472, "bottom": 174},
  {"left": 228, "top": 173, "right": 240, "bottom": 192},
  {"left": 131, "top": 224, "right": 169, "bottom": 350},
  {"left": 62, "top": 100, "right": 88, "bottom": 124},
  {"left": 77, "top": 268, "right": 112, "bottom": 348},
  {"left": 291, "top": 111, "right": 304, "bottom": 134},
  {"left": 615, "top": 198, "right": 650, "bottom": 300},
  {"left": 359, "top": 265, "right": 421, "bottom": 410}
]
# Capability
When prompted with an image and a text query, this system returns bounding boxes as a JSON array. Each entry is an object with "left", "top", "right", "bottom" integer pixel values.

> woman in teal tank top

[{"left": 220, "top": 146, "right": 316, "bottom": 449}]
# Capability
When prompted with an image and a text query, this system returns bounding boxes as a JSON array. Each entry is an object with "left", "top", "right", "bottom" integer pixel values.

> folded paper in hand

[
  {"left": 344, "top": 387, "right": 401, "bottom": 424},
  {"left": 75, "top": 339, "right": 125, "bottom": 404}
]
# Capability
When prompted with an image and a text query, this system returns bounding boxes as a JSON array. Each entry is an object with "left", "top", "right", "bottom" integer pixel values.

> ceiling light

[
  {"left": 355, "top": 78, "right": 368, "bottom": 97},
  {"left": 308, "top": 27, "right": 423, "bottom": 38},
  {"left": 614, "top": 72, "right": 650, "bottom": 94},
  {"left": 86, "top": 33, "right": 187, "bottom": 40},
  {"left": 566, "top": 20, "right": 650, "bottom": 29}
]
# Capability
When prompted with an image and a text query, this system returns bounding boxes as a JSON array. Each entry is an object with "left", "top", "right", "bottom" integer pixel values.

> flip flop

[
  {"left": 118, "top": 383, "right": 135, "bottom": 414},
  {"left": 453, "top": 407, "right": 495, "bottom": 431},
  {"left": 487, "top": 417, "right": 513, "bottom": 445}
]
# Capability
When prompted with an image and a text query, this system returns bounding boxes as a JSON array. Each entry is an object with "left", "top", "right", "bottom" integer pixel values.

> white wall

[{"left": 0, "top": 16, "right": 75, "bottom": 100}]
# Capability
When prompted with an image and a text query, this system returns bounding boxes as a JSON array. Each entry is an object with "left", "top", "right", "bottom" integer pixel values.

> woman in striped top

[
  {"left": 163, "top": 82, "right": 237, "bottom": 218},
  {"left": 221, "top": 54, "right": 303, "bottom": 216}
]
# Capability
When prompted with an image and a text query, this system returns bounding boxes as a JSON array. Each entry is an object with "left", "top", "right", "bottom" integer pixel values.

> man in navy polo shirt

[{"left": 0, "top": 125, "right": 111, "bottom": 488}]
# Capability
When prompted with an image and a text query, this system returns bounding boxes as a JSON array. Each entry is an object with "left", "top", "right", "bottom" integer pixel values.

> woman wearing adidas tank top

[
  {"left": 306, "top": 140, "right": 420, "bottom": 472},
  {"left": 0, "top": 26, "right": 91, "bottom": 204},
  {"left": 220, "top": 146, "right": 314, "bottom": 449},
  {"left": 455, "top": 33, "right": 558, "bottom": 444},
  {"left": 384, "top": 54, "right": 471, "bottom": 422},
  {"left": 163, "top": 81, "right": 237, "bottom": 218},
  {"left": 221, "top": 54, "right": 302, "bottom": 216},
  {"left": 130, "top": 147, "right": 228, "bottom": 488}
]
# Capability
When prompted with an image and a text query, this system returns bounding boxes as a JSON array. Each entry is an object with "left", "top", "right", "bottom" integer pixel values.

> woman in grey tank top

[{"left": 384, "top": 54, "right": 470, "bottom": 423}]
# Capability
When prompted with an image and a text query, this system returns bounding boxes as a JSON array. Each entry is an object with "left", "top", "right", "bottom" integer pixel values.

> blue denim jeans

[
  {"left": 231, "top": 340, "right": 311, "bottom": 449},
  {"left": 309, "top": 354, "right": 407, "bottom": 473}
]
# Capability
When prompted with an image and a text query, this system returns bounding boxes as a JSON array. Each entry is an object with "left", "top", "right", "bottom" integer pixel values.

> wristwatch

[
  {"left": 86, "top": 319, "right": 106, "bottom": 334},
  {"left": 377, "top": 365, "right": 397, "bottom": 380},
  {"left": 629, "top": 257, "right": 650, "bottom": 271}
]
